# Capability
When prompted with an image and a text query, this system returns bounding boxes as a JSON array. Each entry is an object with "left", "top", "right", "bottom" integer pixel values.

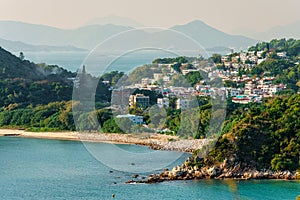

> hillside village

[
  {"left": 96, "top": 39, "right": 300, "bottom": 127},
  {"left": 108, "top": 45, "right": 296, "bottom": 109}
]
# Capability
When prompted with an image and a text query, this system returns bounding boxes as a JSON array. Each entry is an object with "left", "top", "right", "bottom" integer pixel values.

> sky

[{"left": 1, "top": 0, "right": 300, "bottom": 33}]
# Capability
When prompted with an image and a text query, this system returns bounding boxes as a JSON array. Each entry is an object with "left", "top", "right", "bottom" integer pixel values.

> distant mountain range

[
  {"left": 0, "top": 38, "right": 86, "bottom": 52},
  {"left": 0, "top": 21, "right": 131, "bottom": 50},
  {"left": 259, "top": 20, "right": 300, "bottom": 40},
  {"left": 0, "top": 20, "right": 257, "bottom": 53},
  {"left": 233, "top": 20, "right": 300, "bottom": 41},
  {"left": 170, "top": 20, "right": 255, "bottom": 51}
]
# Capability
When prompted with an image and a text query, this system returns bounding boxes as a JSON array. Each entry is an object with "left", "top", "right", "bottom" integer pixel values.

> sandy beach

[{"left": 0, "top": 129, "right": 208, "bottom": 153}]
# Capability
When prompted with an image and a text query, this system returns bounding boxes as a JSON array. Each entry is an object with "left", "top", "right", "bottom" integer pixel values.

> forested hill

[
  {"left": 0, "top": 47, "right": 74, "bottom": 80},
  {"left": 203, "top": 94, "right": 300, "bottom": 172},
  {"left": 0, "top": 47, "right": 76, "bottom": 108},
  {"left": 0, "top": 47, "right": 46, "bottom": 79}
]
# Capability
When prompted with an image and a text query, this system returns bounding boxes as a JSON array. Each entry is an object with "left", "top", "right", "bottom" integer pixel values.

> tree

[
  {"left": 171, "top": 63, "right": 181, "bottom": 73},
  {"left": 19, "top": 52, "right": 25, "bottom": 61},
  {"left": 185, "top": 71, "right": 203, "bottom": 86},
  {"left": 210, "top": 54, "right": 222, "bottom": 64}
]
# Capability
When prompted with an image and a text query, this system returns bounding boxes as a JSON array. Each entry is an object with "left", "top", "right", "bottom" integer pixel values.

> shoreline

[
  {"left": 127, "top": 157, "right": 300, "bottom": 184},
  {"left": 0, "top": 129, "right": 208, "bottom": 153},
  {"left": 1, "top": 129, "right": 299, "bottom": 183}
]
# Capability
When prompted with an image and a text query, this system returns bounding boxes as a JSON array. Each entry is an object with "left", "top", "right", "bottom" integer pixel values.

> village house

[
  {"left": 176, "top": 98, "right": 190, "bottom": 109},
  {"left": 129, "top": 94, "right": 150, "bottom": 109}
]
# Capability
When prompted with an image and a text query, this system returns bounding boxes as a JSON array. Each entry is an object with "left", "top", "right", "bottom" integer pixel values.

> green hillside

[
  {"left": 0, "top": 47, "right": 75, "bottom": 108},
  {"left": 202, "top": 94, "right": 300, "bottom": 171}
]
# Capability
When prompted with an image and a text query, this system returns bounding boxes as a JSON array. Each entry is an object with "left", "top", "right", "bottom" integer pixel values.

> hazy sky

[{"left": 1, "top": 0, "right": 300, "bottom": 33}]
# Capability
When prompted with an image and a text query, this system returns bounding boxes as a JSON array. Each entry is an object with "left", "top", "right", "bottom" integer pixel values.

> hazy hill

[
  {"left": 171, "top": 20, "right": 256, "bottom": 50},
  {"left": 0, "top": 20, "right": 257, "bottom": 51},
  {"left": 0, "top": 21, "right": 132, "bottom": 49},
  {"left": 0, "top": 38, "right": 86, "bottom": 52},
  {"left": 258, "top": 20, "right": 300, "bottom": 40},
  {"left": 233, "top": 20, "right": 300, "bottom": 41},
  {"left": 0, "top": 46, "right": 46, "bottom": 79},
  {"left": 0, "top": 47, "right": 76, "bottom": 108},
  {"left": 0, "top": 46, "right": 75, "bottom": 81}
]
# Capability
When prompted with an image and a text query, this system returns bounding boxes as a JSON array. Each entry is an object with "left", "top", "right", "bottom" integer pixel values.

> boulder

[
  {"left": 132, "top": 174, "right": 139, "bottom": 178},
  {"left": 194, "top": 170, "right": 203, "bottom": 178},
  {"left": 208, "top": 166, "right": 218, "bottom": 178},
  {"left": 282, "top": 171, "right": 292, "bottom": 180}
]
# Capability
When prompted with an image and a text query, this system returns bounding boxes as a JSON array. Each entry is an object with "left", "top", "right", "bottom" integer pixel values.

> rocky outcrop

[{"left": 127, "top": 156, "right": 299, "bottom": 184}]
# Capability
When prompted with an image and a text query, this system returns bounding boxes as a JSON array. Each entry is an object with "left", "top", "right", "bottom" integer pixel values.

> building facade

[
  {"left": 157, "top": 98, "right": 169, "bottom": 108},
  {"left": 129, "top": 94, "right": 150, "bottom": 109}
]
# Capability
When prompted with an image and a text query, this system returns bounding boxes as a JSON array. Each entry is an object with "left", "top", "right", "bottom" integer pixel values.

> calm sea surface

[
  {"left": 21, "top": 51, "right": 179, "bottom": 75},
  {"left": 0, "top": 137, "right": 299, "bottom": 200}
]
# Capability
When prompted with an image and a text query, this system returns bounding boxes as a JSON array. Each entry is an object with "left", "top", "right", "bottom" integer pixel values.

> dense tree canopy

[{"left": 206, "top": 94, "right": 300, "bottom": 171}]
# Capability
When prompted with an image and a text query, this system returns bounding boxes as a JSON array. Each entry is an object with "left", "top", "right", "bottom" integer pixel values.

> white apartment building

[{"left": 176, "top": 98, "right": 190, "bottom": 109}]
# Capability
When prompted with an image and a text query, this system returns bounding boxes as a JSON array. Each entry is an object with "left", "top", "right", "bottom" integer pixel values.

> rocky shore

[{"left": 126, "top": 156, "right": 300, "bottom": 184}]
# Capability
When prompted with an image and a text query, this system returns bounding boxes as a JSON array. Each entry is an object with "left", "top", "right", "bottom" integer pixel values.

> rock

[
  {"left": 125, "top": 180, "right": 136, "bottom": 184},
  {"left": 263, "top": 172, "right": 269, "bottom": 178},
  {"left": 295, "top": 171, "right": 300, "bottom": 179},
  {"left": 225, "top": 171, "right": 233, "bottom": 178},
  {"left": 253, "top": 170, "right": 263, "bottom": 179},
  {"left": 194, "top": 170, "right": 203, "bottom": 178},
  {"left": 132, "top": 174, "right": 139, "bottom": 178},
  {"left": 220, "top": 158, "right": 229, "bottom": 169},
  {"left": 172, "top": 166, "right": 180, "bottom": 172},
  {"left": 193, "top": 165, "right": 199, "bottom": 171},
  {"left": 208, "top": 166, "right": 218, "bottom": 178},
  {"left": 160, "top": 171, "right": 169, "bottom": 177},
  {"left": 282, "top": 171, "right": 292, "bottom": 180},
  {"left": 145, "top": 174, "right": 164, "bottom": 184},
  {"left": 242, "top": 172, "right": 252, "bottom": 180},
  {"left": 232, "top": 164, "right": 241, "bottom": 173}
]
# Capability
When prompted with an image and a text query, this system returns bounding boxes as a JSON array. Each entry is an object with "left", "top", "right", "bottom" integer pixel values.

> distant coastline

[{"left": 0, "top": 129, "right": 207, "bottom": 153}]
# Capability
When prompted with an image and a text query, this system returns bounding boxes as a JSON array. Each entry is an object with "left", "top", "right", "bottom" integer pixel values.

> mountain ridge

[
  {"left": 171, "top": 20, "right": 256, "bottom": 49},
  {"left": 0, "top": 38, "right": 86, "bottom": 52},
  {"left": 0, "top": 20, "right": 257, "bottom": 51},
  {"left": 232, "top": 19, "right": 300, "bottom": 41}
]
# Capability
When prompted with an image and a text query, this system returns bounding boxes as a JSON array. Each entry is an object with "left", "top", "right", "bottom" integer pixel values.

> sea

[
  {"left": 18, "top": 50, "right": 220, "bottom": 76},
  {"left": 0, "top": 137, "right": 299, "bottom": 200},
  {"left": 20, "top": 51, "right": 181, "bottom": 75}
]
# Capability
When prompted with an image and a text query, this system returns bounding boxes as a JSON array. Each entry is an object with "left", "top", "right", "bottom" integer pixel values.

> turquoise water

[{"left": 0, "top": 137, "right": 299, "bottom": 200}]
